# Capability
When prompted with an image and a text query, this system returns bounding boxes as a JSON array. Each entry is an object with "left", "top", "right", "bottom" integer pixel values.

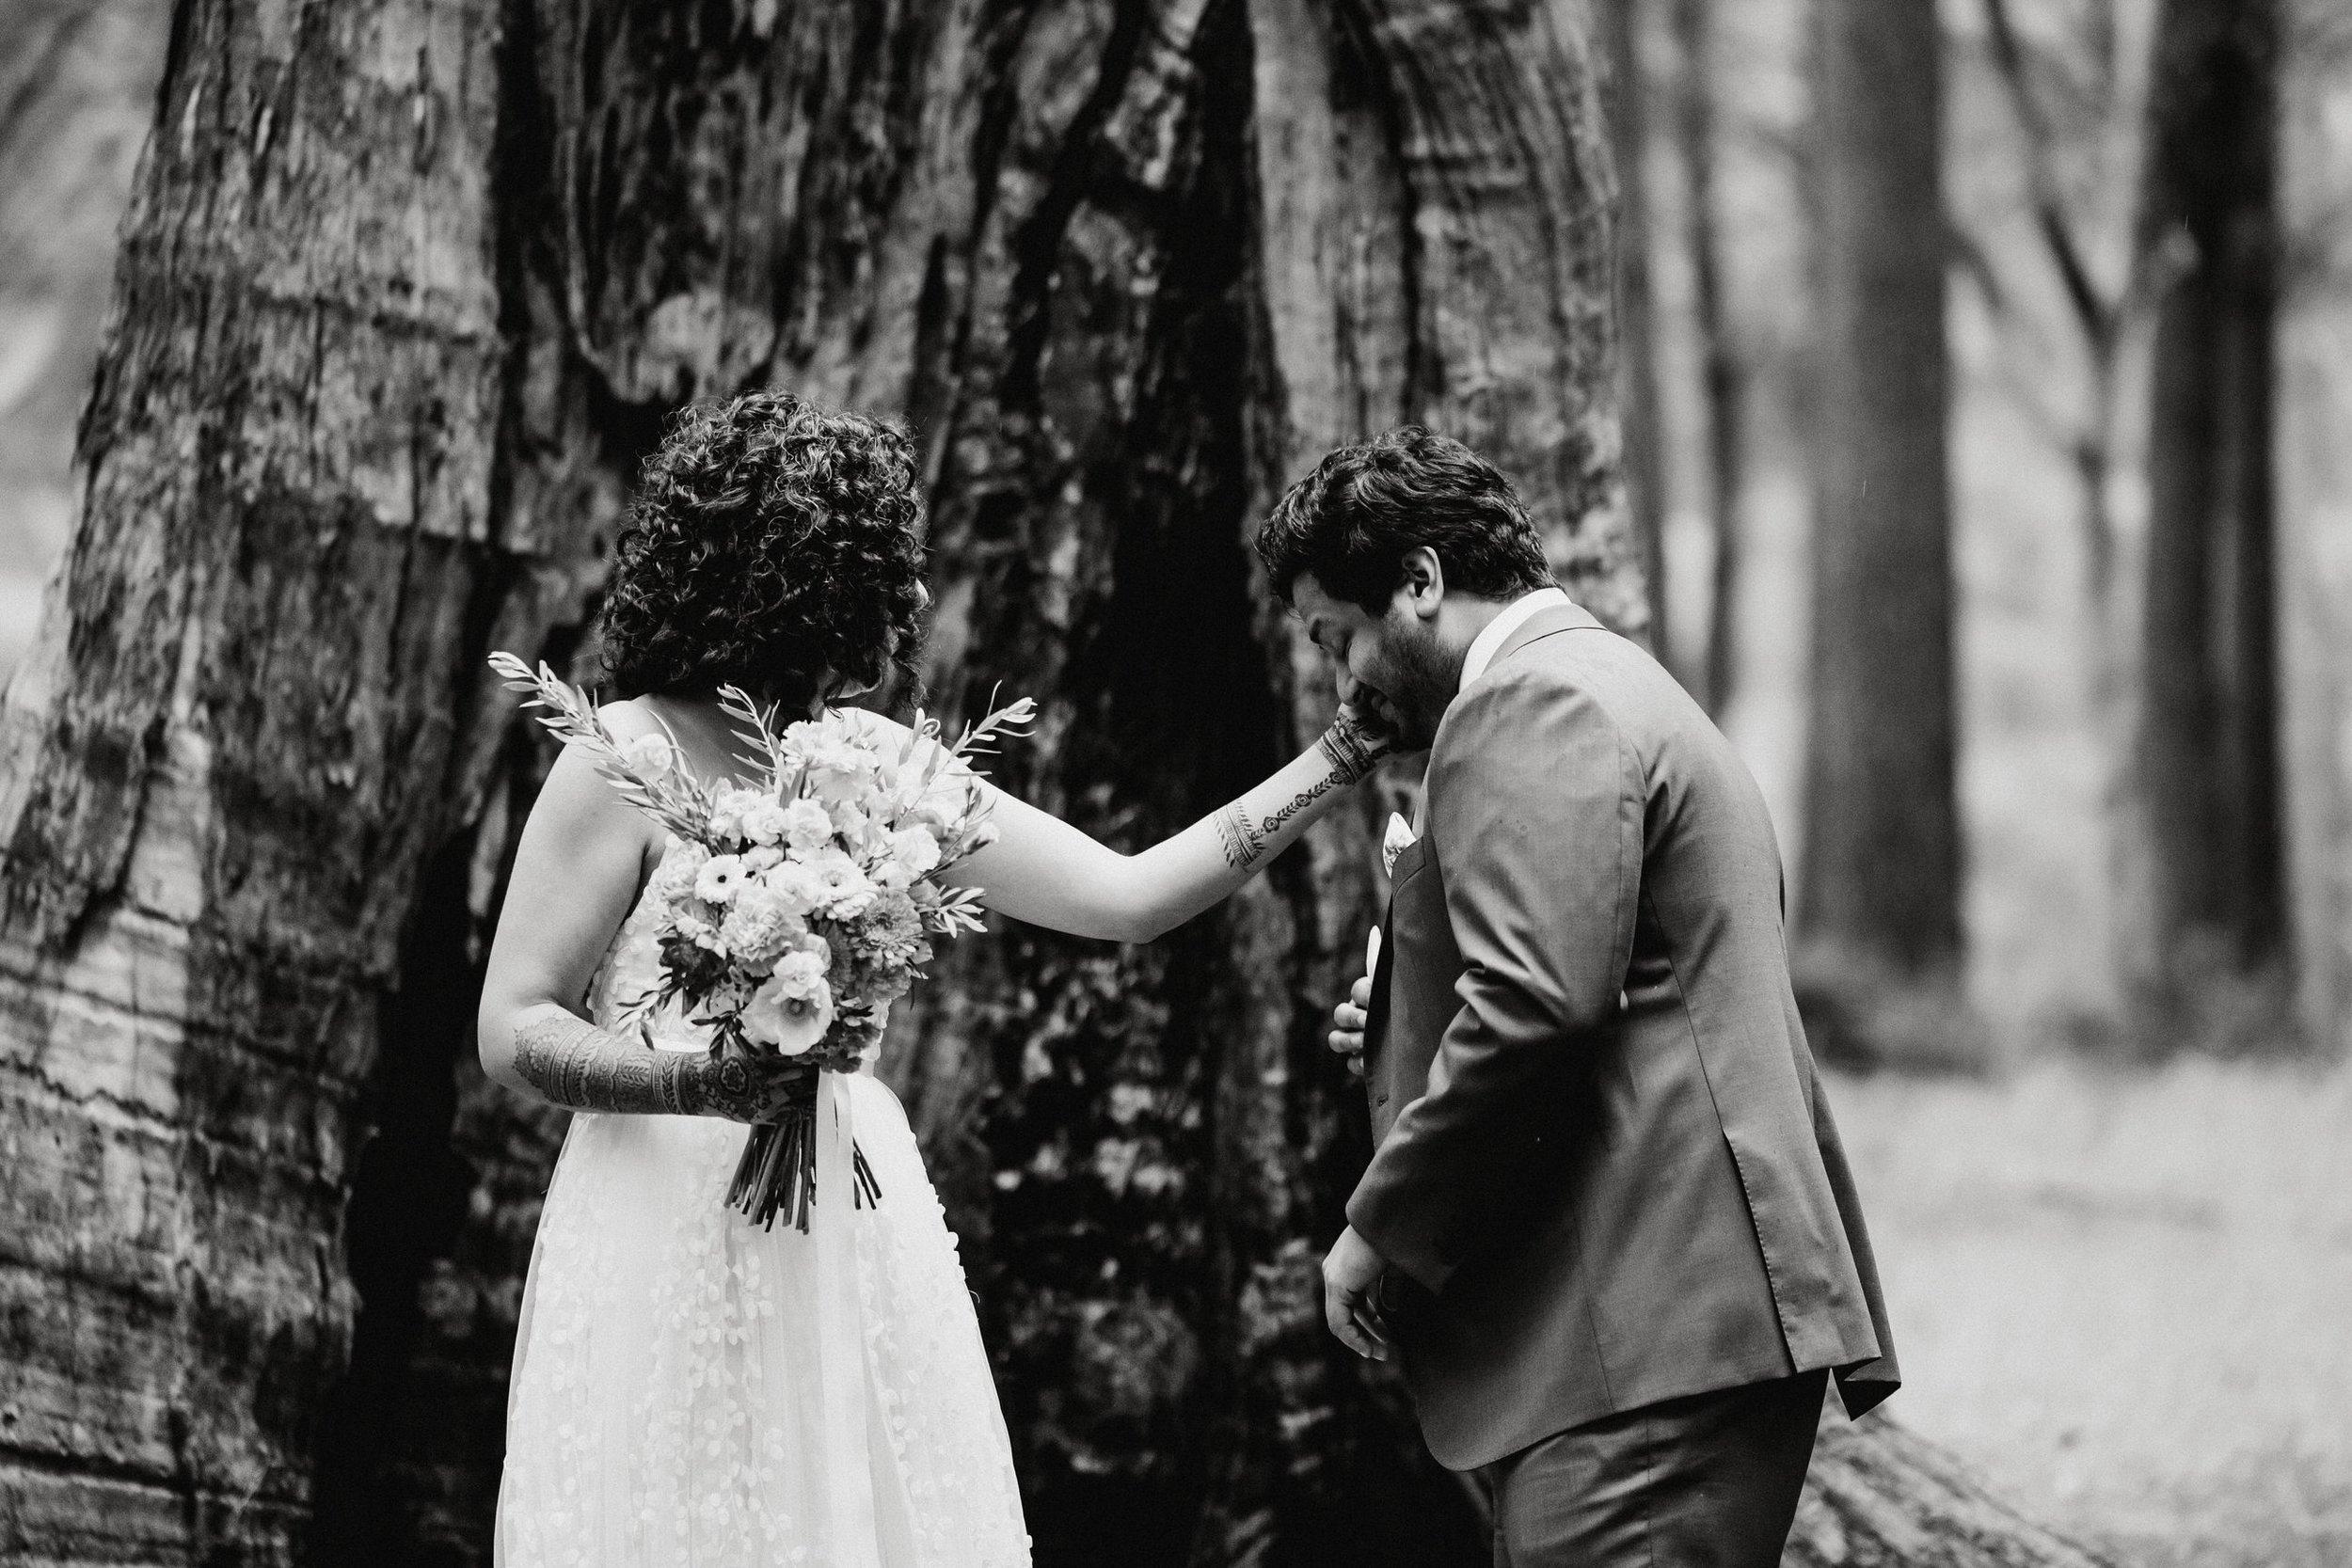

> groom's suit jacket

[{"left": 1351, "top": 602, "right": 1898, "bottom": 1473}]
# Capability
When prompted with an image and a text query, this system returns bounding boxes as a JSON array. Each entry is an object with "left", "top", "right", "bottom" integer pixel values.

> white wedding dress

[{"left": 495, "top": 839, "right": 1032, "bottom": 1567}]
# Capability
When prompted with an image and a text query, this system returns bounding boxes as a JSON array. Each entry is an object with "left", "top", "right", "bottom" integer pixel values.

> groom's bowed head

[{"left": 1254, "top": 425, "right": 1559, "bottom": 760}]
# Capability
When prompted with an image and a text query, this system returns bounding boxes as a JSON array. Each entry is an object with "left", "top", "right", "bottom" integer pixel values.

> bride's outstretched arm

[{"left": 944, "top": 706, "right": 1387, "bottom": 943}]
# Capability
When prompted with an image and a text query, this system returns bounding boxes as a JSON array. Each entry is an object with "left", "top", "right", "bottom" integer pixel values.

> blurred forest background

[{"left": 0, "top": 2, "right": 2346, "bottom": 1567}]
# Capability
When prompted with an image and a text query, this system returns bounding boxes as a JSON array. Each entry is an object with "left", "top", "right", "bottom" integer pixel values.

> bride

[{"left": 479, "top": 391, "right": 1386, "bottom": 1567}]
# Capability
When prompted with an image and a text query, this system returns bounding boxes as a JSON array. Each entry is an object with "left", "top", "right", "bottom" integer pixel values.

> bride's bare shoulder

[
  {"left": 594, "top": 695, "right": 666, "bottom": 740},
  {"left": 517, "top": 696, "right": 661, "bottom": 846}
]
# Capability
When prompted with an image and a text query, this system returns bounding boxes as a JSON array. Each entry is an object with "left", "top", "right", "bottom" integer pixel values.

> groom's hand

[
  {"left": 1321, "top": 1226, "right": 1391, "bottom": 1361},
  {"left": 1327, "top": 974, "right": 1373, "bottom": 1076}
]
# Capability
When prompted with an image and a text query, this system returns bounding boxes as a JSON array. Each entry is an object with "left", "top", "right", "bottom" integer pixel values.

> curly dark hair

[
  {"left": 596, "top": 391, "right": 930, "bottom": 712},
  {"left": 1254, "top": 425, "right": 1553, "bottom": 612}
]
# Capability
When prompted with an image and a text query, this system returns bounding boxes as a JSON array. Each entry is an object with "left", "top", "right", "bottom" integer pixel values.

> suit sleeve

[{"left": 1345, "top": 666, "right": 1642, "bottom": 1293}]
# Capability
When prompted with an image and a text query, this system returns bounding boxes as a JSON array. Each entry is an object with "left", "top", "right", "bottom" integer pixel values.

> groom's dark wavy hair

[
  {"left": 1254, "top": 426, "right": 1554, "bottom": 613},
  {"left": 596, "top": 391, "right": 929, "bottom": 713}
]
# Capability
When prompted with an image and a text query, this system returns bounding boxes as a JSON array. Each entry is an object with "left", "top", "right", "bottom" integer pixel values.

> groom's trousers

[{"left": 1473, "top": 1368, "right": 1827, "bottom": 1568}]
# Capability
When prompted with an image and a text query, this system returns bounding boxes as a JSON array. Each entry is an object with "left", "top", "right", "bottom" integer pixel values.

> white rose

[
  {"left": 694, "top": 854, "right": 748, "bottom": 905},
  {"left": 741, "top": 968, "right": 834, "bottom": 1055},
  {"left": 781, "top": 798, "right": 834, "bottom": 853},
  {"left": 742, "top": 845, "right": 785, "bottom": 872}
]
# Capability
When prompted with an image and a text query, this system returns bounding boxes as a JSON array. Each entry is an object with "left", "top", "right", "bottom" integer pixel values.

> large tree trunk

[
  {"left": 2125, "top": 0, "right": 2290, "bottom": 1039},
  {"left": 0, "top": 1, "right": 528, "bottom": 1559},
  {"left": 1794, "top": 0, "right": 1968, "bottom": 1066},
  {"left": 0, "top": 2, "right": 2107, "bottom": 1566}
]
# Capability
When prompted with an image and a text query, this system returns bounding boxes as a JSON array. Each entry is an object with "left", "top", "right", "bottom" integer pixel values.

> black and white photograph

[{"left": 0, "top": 1, "right": 2345, "bottom": 1565}]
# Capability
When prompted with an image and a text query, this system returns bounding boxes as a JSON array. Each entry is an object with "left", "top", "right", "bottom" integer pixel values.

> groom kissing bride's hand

[{"left": 1258, "top": 426, "right": 1900, "bottom": 1568}]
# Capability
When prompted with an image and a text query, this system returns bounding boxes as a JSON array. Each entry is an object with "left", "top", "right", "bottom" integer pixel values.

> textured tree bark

[
  {"left": 0, "top": 1, "right": 524, "bottom": 1560},
  {"left": 0, "top": 1, "right": 2106, "bottom": 1566},
  {"left": 2125, "top": 0, "right": 2291, "bottom": 1037},
  {"left": 1793, "top": 0, "right": 1968, "bottom": 1065}
]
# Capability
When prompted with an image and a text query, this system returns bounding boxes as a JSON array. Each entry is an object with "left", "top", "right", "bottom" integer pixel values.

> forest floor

[{"left": 1832, "top": 1054, "right": 2352, "bottom": 1568}]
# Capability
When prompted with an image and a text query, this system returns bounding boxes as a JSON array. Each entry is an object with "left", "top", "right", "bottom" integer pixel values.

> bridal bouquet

[{"left": 489, "top": 651, "right": 1033, "bottom": 1230}]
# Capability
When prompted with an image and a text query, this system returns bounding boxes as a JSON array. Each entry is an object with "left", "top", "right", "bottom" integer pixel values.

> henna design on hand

[{"left": 1318, "top": 708, "right": 1388, "bottom": 785}]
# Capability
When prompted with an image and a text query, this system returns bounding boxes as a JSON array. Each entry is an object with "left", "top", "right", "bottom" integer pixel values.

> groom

[{"left": 1257, "top": 428, "right": 1898, "bottom": 1566}]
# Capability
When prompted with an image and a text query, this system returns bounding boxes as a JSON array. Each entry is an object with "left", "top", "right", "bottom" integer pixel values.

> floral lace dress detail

[{"left": 494, "top": 845, "right": 1030, "bottom": 1567}]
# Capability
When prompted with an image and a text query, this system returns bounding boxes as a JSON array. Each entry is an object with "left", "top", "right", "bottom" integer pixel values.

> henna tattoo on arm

[
  {"left": 1261, "top": 770, "right": 1341, "bottom": 838},
  {"left": 1216, "top": 802, "right": 1266, "bottom": 869},
  {"left": 513, "top": 1011, "right": 698, "bottom": 1117},
  {"left": 1215, "top": 712, "right": 1388, "bottom": 871}
]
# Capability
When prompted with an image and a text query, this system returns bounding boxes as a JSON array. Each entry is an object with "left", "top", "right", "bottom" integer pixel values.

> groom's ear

[{"left": 1398, "top": 546, "right": 1446, "bottom": 622}]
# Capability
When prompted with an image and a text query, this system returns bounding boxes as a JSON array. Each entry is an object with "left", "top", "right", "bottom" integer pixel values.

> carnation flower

[
  {"left": 769, "top": 948, "right": 831, "bottom": 1000},
  {"left": 742, "top": 845, "right": 785, "bottom": 872},
  {"left": 780, "top": 798, "right": 834, "bottom": 853},
  {"left": 828, "top": 798, "right": 873, "bottom": 844},
  {"left": 694, "top": 854, "right": 748, "bottom": 905},
  {"left": 889, "top": 826, "right": 942, "bottom": 879},
  {"left": 759, "top": 860, "right": 829, "bottom": 921},
  {"left": 806, "top": 847, "right": 878, "bottom": 919},
  {"left": 798, "top": 736, "right": 880, "bottom": 807},
  {"left": 707, "top": 787, "right": 765, "bottom": 844},
  {"left": 740, "top": 797, "right": 794, "bottom": 847},
  {"left": 718, "top": 882, "right": 803, "bottom": 967},
  {"left": 649, "top": 840, "right": 709, "bottom": 902}
]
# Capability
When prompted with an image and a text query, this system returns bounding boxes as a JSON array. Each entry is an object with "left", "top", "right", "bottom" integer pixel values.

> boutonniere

[{"left": 1382, "top": 811, "right": 1416, "bottom": 878}]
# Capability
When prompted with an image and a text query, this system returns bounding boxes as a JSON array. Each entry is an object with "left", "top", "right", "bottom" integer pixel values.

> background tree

[
  {"left": 1599, "top": 0, "right": 1672, "bottom": 658},
  {"left": 0, "top": 1, "right": 2119, "bottom": 1565},
  {"left": 2127, "top": 0, "right": 2291, "bottom": 1044},
  {"left": 1668, "top": 0, "right": 1746, "bottom": 717},
  {"left": 1796, "top": 0, "right": 1968, "bottom": 1065}
]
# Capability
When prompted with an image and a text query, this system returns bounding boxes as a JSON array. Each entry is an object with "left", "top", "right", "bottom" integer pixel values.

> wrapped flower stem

[{"left": 725, "top": 1085, "right": 883, "bottom": 1232}]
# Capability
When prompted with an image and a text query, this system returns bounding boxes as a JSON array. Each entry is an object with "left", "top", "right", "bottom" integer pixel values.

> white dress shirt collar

[{"left": 1458, "top": 586, "right": 1572, "bottom": 693}]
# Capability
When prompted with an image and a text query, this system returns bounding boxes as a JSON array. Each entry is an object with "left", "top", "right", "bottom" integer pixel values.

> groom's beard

[{"left": 1364, "top": 614, "right": 1459, "bottom": 752}]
